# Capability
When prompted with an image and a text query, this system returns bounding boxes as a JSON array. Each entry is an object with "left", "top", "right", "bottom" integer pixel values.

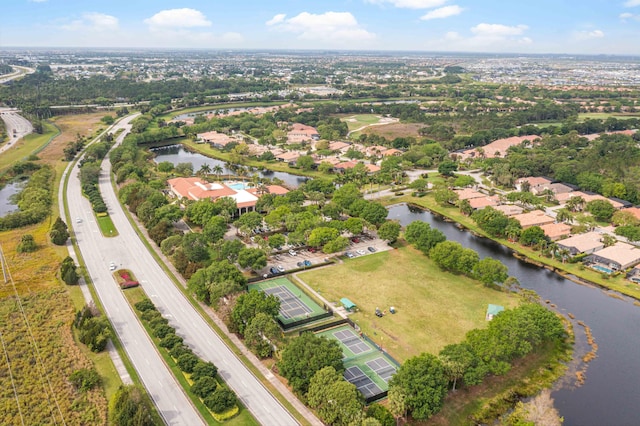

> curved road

[
  {"left": 0, "top": 109, "right": 33, "bottom": 152},
  {"left": 66, "top": 115, "right": 204, "bottom": 425},
  {"left": 70, "top": 116, "right": 299, "bottom": 425}
]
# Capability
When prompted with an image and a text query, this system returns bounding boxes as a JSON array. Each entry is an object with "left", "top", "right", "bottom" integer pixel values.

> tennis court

[
  {"left": 249, "top": 277, "right": 329, "bottom": 329},
  {"left": 366, "top": 357, "right": 396, "bottom": 383},
  {"left": 316, "top": 324, "right": 398, "bottom": 402},
  {"left": 344, "top": 366, "right": 383, "bottom": 399}
]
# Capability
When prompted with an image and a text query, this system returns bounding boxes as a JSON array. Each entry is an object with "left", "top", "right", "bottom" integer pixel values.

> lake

[
  {"left": 387, "top": 203, "right": 640, "bottom": 426},
  {"left": 150, "top": 145, "right": 308, "bottom": 188},
  {"left": 0, "top": 181, "right": 25, "bottom": 216}
]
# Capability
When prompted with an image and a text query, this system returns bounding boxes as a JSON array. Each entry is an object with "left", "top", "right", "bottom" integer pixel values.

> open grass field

[
  {"left": 360, "top": 122, "right": 424, "bottom": 140},
  {"left": 297, "top": 246, "right": 517, "bottom": 361},
  {"left": 578, "top": 112, "right": 640, "bottom": 120},
  {"left": 0, "top": 122, "right": 59, "bottom": 174},
  {"left": 0, "top": 222, "right": 108, "bottom": 424},
  {"left": 340, "top": 114, "right": 386, "bottom": 132}
]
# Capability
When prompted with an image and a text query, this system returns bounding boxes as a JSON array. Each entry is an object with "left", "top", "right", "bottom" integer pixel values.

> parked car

[
  {"left": 270, "top": 266, "right": 279, "bottom": 275},
  {"left": 303, "top": 260, "right": 312, "bottom": 267},
  {"left": 356, "top": 249, "right": 366, "bottom": 256},
  {"left": 351, "top": 237, "right": 360, "bottom": 243},
  {"left": 345, "top": 252, "right": 355, "bottom": 258},
  {"left": 289, "top": 249, "right": 297, "bottom": 256},
  {"left": 274, "top": 254, "right": 282, "bottom": 261},
  {"left": 308, "top": 247, "right": 317, "bottom": 253},
  {"left": 367, "top": 246, "right": 377, "bottom": 253},
  {"left": 277, "top": 265, "right": 285, "bottom": 273},
  {"left": 297, "top": 261, "right": 304, "bottom": 268}
]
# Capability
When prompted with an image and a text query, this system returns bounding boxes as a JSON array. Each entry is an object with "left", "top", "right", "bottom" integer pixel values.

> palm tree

[
  {"left": 212, "top": 165, "right": 224, "bottom": 181},
  {"left": 198, "top": 163, "right": 211, "bottom": 177},
  {"left": 556, "top": 208, "right": 574, "bottom": 224},
  {"left": 566, "top": 196, "right": 585, "bottom": 212}
]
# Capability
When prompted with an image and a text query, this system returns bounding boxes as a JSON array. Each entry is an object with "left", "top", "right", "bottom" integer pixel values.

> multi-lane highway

[
  {"left": 0, "top": 66, "right": 34, "bottom": 85},
  {"left": 67, "top": 116, "right": 300, "bottom": 425},
  {"left": 66, "top": 115, "right": 205, "bottom": 425}
]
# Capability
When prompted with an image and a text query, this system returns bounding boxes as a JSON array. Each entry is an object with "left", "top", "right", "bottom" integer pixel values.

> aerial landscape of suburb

[{"left": 2, "top": 1, "right": 640, "bottom": 425}]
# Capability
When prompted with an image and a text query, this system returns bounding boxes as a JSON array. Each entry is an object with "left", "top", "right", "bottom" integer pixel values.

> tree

[
  {"left": 472, "top": 257, "right": 509, "bottom": 286},
  {"left": 519, "top": 226, "right": 549, "bottom": 247},
  {"left": 191, "top": 376, "right": 217, "bottom": 399},
  {"left": 359, "top": 202, "right": 389, "bottom": 227},
  {"left": 237, "top": 247, "right": 267, "bottom": 271},
  {"left": 438, "top": 160, "right": 458, "bottom": 176},
  {"left": 555, "top": 208, "right": 574, "bottom": 224},
  {"left": 61, "top": 256, "right": 80, "bottom": 285},
  {"left": 244, "top": 312, "right": 283, "bottom": 358},
  {"left": 296, "top": 155, "right": 315, "bottom": 171},
  {"left": 390, "top": 353, "right": 448, "bottom": 420},
  {"left": 231, "top": 289, "right": 280, "bottom": 335},
  {"left": 203, "top": 216, "right": 227, "bottom": 244},
  {"left": 565, "top": 195, "right": 585, "bottom": 212},
  {"left": 110, "top": 385, "right": 155, "bottom": 426},
  {"left": 175, "top": 162, "right": 194, "bottom": 176},
  {"left": 181, "top": 232, "right": 209, "bottom": 263},
  {"left": 157, "top": 161, "right": 174, "bottom": 173},
  {"left": 204, "top": 388, "right": 237, "bottom": 414},
  {"left": 586, "top": 199, "right": 615, "bottom": 222},
  {"left": 234, "top": 211, "right": 263, "bottom": 235},
  {"left": 308, "top": 227, "right": 340, "bottom": 248},
  {"left": 191, "top": 361, "right": 218, "bottom": 382},
  {"left": 69, "top": 368, "right": 101, "bottom": 392},
  {"left": 378, "top": 221, "right": 401, "bottom": 244},
  {"left": 307, "top": 367, "right": 363, "bottom": 426},
  {"left": 471, "top": 207, "right": 512, "bottom": 237},
  {"left": 439, "top": 342, "right": 487, "bottom": 387},
  {"left": 323, "top": 236, "right": 350, "bottom": 254},
  {"left": 366, "top": 404, "right": 395, "bottom": 426},
  {"left": 17, "top": 234, "right": 37, "bottom": 253},
  {"left": 387, "top": 387, "right": 407, "bottom": 424},
  {"left": 429, "top": 241, "right": 479, "bottom": 275},
  {"left": 404, "top": 221, "right": 446, "bottom": 255},
  {"left": 187, "top": 259, "right": 246, "bottom": 306},
  {"left": 267, "top": 233, "right": 286, "bottom": 249},
  {"left": 50, "top": 217, "right": 69, "bottom": 245},
  {"left": 278, "top": 332, "right": 344, "bottom": 394},
  {"left": 434, "top": 188, "right": 459, "bottom": 206},
  {"left": 344, "top": 217, "right": 364, "bottom": 235},
  {"left": 332, "top": 183, "right": 362, "bottom": 210}
]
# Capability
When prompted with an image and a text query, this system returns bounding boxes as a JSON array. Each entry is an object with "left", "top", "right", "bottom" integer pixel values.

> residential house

[
  {"left": 287, "top": 123, "right": 320, "bottom": 144},
  {"left": 382, "top": 148, "right": 403, "bottom": 157},
  {"left": 458, "top": 135, "right": 540, "bottom": 161},
  {"left": 468, "top": 195, "right": 500, "bottom": 210},
  {"left": 334, "top": 161, "right": 380, "bottom": 174},
  {"left": 493, "top": 204, "right": 524, "bottom": 216},
  {"left": 514, "top": 176, "right": 553, "bottom": 192},
  {"left": 556, "top": 231, "right": 605, "bottom": 256},
  {"left": 198, "top": 131, "right": 238, "bottom": 149},
  {"left": 587, "top": 242, "right": 640, "bottom": 271},
  {"left": 276, "top": 151, "right": 301, "bottom": 164},
  {"left": 328, "top": 141, "right": 351, "bottom": 153},
  {"left": 513, "top": 211, "right": 556, "bottom": 229},
  {"left": 455, "top": 188, "right": 486, "bottom": 200},
  {"left": 540, "top": 222, "right": 572, "bottom": 240}
]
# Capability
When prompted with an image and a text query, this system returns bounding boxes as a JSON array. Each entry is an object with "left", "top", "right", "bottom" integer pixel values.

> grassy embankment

[
  {"left": 0, "top": 121, "right": 59, "bottom": 174},
  {"left": 123, "top": 287, "right": 259, "bottom": 426},
  {"left": 298, "top": 246, "right": 517, "bottom": 361},
  {"left": 387, "top": 192, "right": 640, "bottom": 301}
]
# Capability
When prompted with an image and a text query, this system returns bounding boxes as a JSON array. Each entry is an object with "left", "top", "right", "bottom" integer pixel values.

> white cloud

[
  {"left": 620, "top": 12, "right": 634, "bottom": 18},
  {"left": 267, "top": 11, "right": 375, "bottom": 43},
  {"left": 573, "top": 29, "right": 605, "bottom": 40},
  {"left": 61, "top": 12, "right": 119, "bottom": 32},
  {"left": 144, "top": 8, "right": 211, "bottom": 29},
  {"left": 471, "top": 23, "right": 528, "bottom": 37},
  {"left": 28, "top": 0, "right": 48, "bottom": 3},
  {"left": 266, "top": 14, "right": 286, "bottom": 26},
  {"left": 365, "top": 0, "right": 447, "bottom": 9},
  {"left": 420, "top": 5, "right": 463, "bottom": 20},
  {"left": 444, "top": 31, "right": 462, "bottom": 41},
  {"left": 624, "top": 0, "right": 640, "bottom": 7}
]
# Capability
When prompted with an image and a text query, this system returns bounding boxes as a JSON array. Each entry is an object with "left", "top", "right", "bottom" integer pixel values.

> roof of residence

[
  {"left": 492, "top": 204, "right": 524, "bottom": 216},
  {"left": 168, "top": 177, "right": 236, "bottom": 201},
  {"left": 328, "top": 141, "right": 350, "bottom": 151},
  {"left": 276, "top": 151, "right": 301, "bottom": 161},
  {"left": 198, "top": 131, "right": 235, "bottom": 146},
  {"left": 460, "top": 135, "right": 540, "bottom": 159},
  {"left": 591, "top": 242, "right": 640, "bottom": 267},
  {"left": 540, "top": 222, "right": 572, "bottom": 239},
  {"left": 557, "top": 231, "right": 604, "bottom": 253},
  {"left": 513, "top": 211, "right": 556, "bottom": 228},
  {"left": 468, "top": 196, "right": 500, "bottom": 209},
  {"left": 455, "top": 188, "right": 486, "bottom": 200},
  {"left": 246, "top": 185, "right": 289, "bottom": 196},
  {"left": 516, "top": 176, "right": 553, "bottom": 187}
]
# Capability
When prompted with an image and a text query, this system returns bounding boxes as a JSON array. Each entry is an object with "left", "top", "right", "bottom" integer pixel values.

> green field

[
  {"left": 578, "top": 112, "right": 640, "bottom": 120},
  {"left": 341, "top": 114, "right": 386, "bottom": 132},
  {"left": 97, "top": 214, "right": 119, "bottom": 237},
  {"left": 0, "top": 122, "right": 59, "bottom": 173},
  {"left": 297, "top": 246, "right": 517, "bottom": 361}
]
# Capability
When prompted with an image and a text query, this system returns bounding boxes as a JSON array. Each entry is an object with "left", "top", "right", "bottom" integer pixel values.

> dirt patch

[
  {"left": 39, "top": 112, "right": 106, "bottom": 165},
  {"left": 361, "top": 122, "right": 424, "bottom": 139}
]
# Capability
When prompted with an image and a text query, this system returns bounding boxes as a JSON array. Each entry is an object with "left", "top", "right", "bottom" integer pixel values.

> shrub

[
  {"left": 204, "top": 388, "right": 237, "bottom": 414},
  {"left": 191, "top": 376, "right": 218, "bottom": 399},
  {"left": 159, "top": 333, "right": 183, "bottom": 349},
  {"left": 177, "top": 352, "right": 199, "bottom": 373},
  {"left": 17, "top": 234, "right": 37, "bottom": 253},
  {"left": 69, "top": 368, "right": 101, "bottom": 392},
  {"left": 135, "top": 298, "right": 156, "bottom": 312},
  {"left": 169, "top": 344, "right": 191, "bottom": 360},
  {"left": 141, "top": 309, "right": 162, "bottom": 322},
  {"left": 152, "top": 324, "right": 174, "bottom": 339},
  {"left": 191, "top": 361, "right": 218, "bottom": 382}
]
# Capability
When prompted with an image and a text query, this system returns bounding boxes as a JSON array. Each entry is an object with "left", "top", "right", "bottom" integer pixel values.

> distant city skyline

[{"left": 4, "top": 0, "right": 640, "bottom": 55}]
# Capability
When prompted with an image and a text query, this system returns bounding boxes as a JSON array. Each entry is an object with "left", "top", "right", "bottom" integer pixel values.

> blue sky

[{"left": 3, "top": 0, "right": 640, "bottom": 54}]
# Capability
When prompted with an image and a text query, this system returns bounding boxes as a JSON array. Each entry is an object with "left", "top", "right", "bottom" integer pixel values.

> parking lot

[{"left": 259, "top": 234, "right": 392, "bottom": 277}]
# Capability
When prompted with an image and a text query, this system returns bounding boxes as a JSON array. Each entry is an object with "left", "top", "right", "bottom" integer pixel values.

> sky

[{"left": 3, "top": 0, "right": 640, "bottom": 54}]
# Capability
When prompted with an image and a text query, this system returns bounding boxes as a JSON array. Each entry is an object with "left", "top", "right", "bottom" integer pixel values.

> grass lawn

[
  {"left": 0, "top": 121, "right": 59, "bottom": 173},
  {"left": 297, "top": 246, "right": 517, "bottom": 361},
  {"left": 578, "top": 112, "right": 640, "bottom": 120},
  {"left": 97, "top": 214, "right": 119, "bottom": 237},
  {"left": 340, "top": 114, "right": 385, "bottom": 132}
]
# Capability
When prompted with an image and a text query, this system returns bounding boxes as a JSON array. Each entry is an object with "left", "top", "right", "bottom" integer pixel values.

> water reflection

[
  {"left": 388, "top": 203, "right": 640, "bottom": 426},
  {"left": 0, "top": 180, "right": 26, "bottom": 216}
]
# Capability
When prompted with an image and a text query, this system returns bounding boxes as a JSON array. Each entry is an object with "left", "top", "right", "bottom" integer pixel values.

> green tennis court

[{"left": 249, "top": 277, "right": 327, "bottom": 327}]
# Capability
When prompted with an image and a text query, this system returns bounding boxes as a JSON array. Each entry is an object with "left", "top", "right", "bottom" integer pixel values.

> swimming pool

[
  {"left": 227, "top": 182, "right": 249, "bottom": 190},
  {"left": 592, "top": 264, "right": 613, "bottom": 274}
]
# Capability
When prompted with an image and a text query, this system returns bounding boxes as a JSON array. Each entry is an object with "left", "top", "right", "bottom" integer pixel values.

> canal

[{"left": 388, "top": 203, "right": 640, "bottom": 426}]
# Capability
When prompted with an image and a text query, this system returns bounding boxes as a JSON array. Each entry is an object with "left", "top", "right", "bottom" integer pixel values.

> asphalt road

[
  {"left": 0, "top": 66, "right": 34, "bottom": 84},
  {"left": 66, "top": 115, "right": 205, "bottom": 426},
  {"left": 0, "top": 109, "right": 33, "bottom": 152},
  {"left": 73, "top": 116, "right": 299, "bottom": 425}
]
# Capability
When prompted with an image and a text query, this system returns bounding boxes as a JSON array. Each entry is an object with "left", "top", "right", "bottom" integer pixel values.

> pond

[
  {"left": 387, "top": 203, "right": 640, "bottom": 426},
  {"left": 0, "top": 181, "right": 26, "bottom": 217},
  {"left": 150, "top": 145, "right": 309, "bottom": 188}
]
